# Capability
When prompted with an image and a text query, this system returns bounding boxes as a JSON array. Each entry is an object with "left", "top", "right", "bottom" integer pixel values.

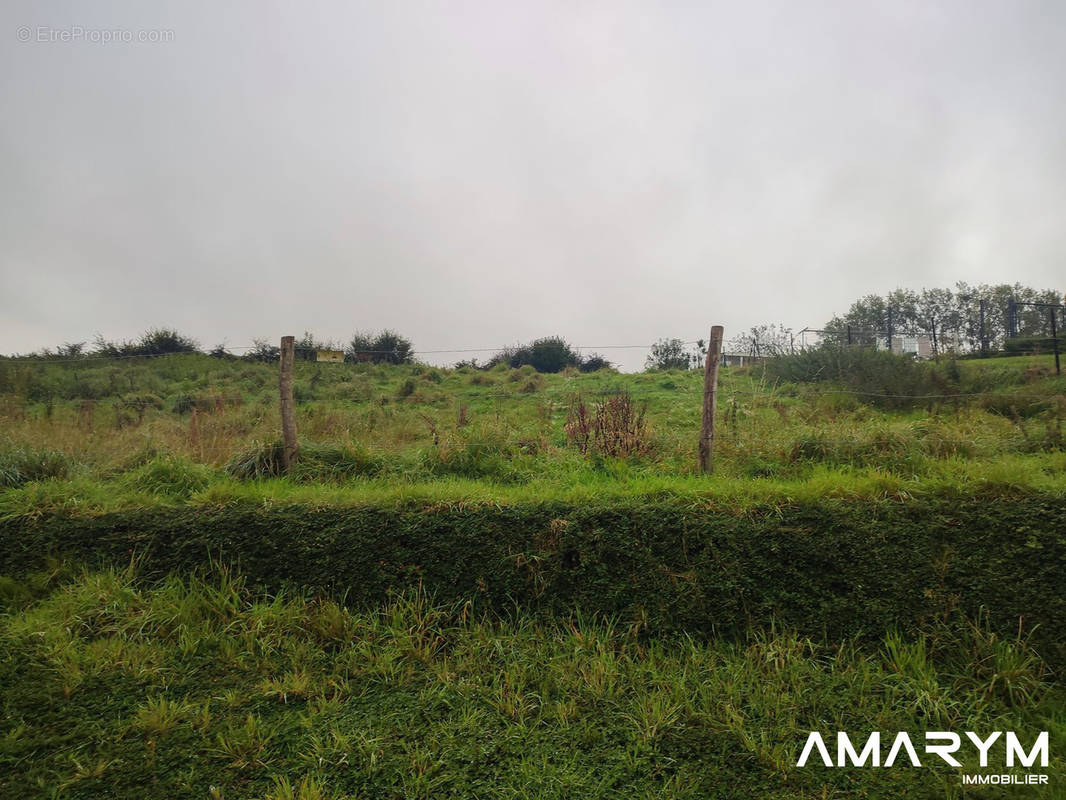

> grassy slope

[{"left": 2, "top": 567, "right": 1062, "bottom": 800}]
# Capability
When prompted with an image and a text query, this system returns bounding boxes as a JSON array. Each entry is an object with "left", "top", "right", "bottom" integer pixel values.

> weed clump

[
  {"left": 122, "top": 456, "right": 215, "bottom": 498},
  {"left": 0, "top": 447, "right": 74, "bottom": 488},
  {"left": 225, "top": 441, "right": 383, "bottom": 482},
  {"left": 565, "top": 391, "right": 651, "bottom": 458}
]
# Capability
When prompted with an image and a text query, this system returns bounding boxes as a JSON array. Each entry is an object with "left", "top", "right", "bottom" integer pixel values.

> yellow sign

[{"left": 316, "top": 349, "right": 345, "bottom": 363}]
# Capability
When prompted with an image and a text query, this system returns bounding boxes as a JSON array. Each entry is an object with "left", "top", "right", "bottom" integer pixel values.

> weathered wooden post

[
  {"left": 699, "top": 326, "right": 724, "bottom": 474},
  {"left": 279, "top": 335, "right": 298, "bottom": 471},
  {"left": 1051, "top": 306, "right": 1061, "bottom": 376}
]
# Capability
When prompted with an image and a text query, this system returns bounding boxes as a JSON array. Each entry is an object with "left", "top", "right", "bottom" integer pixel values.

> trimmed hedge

[{"left": 1, "top": 495, "right": 1064, "bottom": 665}]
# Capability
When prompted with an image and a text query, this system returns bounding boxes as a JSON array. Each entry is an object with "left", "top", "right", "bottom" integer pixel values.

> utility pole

[
  {"left": 279, "top": 335, "right": 298, "bottom": 471},
  {"left": 699, "top": 326, "right": 723, "bottom": 475}
]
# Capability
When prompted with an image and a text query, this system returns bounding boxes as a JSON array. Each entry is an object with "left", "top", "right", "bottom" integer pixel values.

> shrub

[
  {"left": 420, "top": 428, "right": 523, "bottom": 481},
  {"left": 578, "top": 354, "right": 613, "bottom": 372},
  {"left": 94, "top": 328, "right": 200, "bottom": 358},
  {"left": 122, "top": 457, "right": 214, "bottom": 498},
  {"left": 225, "top": 441, "right": 286, "bottom": 479},
  {"left": 225, "top": 441, "right": 382, "bottom": 482},
  {"left": 0, "top": 447, "right": 74, "bottom": 488},
  {"left": 489, "top": 336, "right": 581, "bottom": 373},
  {"left": 645, "top": 339, "right": 700, "bottom": 371},
  {"left": 242, "top": 339, "right": 280, "bottom": 363},
  {"left": 763, "top": 346, "right": 937, "bottom": 410},
  {"left": 347, "top": 330, "right": 415, "bottom": 365},
  {"left": 1004, "top": 335, "right": 1057, "bottom": 356},
  {"left": 566, "top": 391, "right": 651, "bottom": 458},
  {"left": 120, "top": 393, "right": 164, "bottom": 411}
]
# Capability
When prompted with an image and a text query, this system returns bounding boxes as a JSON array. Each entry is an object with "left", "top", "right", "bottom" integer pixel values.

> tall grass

[
  {"left": 0, "top": 446, "right": 74, "bottom": 488},
  {"left": 0, "top": 353, "right": 1064, "bottom": 500}
]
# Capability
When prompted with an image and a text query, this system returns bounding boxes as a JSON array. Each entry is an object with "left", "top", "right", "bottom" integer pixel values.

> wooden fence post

[
  {"left": 279, "top": 335, "right": 298, "bottom": 472},
  {"left": 699, "top": 326, "right": 724, "bottom": 474}
]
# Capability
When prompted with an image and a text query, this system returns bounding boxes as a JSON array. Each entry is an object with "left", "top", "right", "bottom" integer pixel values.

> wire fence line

[
  {"left": 0, "top": 340, "right": 707, "bottom": 365},
  {"left": 2, "top": 383, "right": 1063, "bottom": 410}
]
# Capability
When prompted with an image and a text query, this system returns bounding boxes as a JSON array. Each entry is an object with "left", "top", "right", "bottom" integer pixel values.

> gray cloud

[{"left": 2, "top": 0, "right": 1064, "bottom": 369}]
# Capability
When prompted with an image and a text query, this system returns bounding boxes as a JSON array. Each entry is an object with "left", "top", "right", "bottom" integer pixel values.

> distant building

[
  {"left": 721, "top": 353, "right": 767, "bottom": 367},
  {"left": 877, "top": 334, "right": 933, "bottom": 359}
]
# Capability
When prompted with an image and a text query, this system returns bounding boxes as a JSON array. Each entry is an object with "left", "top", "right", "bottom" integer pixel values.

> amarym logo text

[{"left": 796, "top": 732, "right": 1049, "bottom": 768}]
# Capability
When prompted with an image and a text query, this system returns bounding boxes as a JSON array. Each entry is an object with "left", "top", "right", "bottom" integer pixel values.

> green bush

[{"left": 490, "top": 336, "right": 582, "bottom": 373}]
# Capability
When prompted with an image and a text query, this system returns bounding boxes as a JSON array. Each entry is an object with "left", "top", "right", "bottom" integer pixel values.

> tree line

[
  {"left": 8, "top": 329, "right": 623, "bottom": 373},
  {"left": 11, "top": 281, "right": 1059, "bottom": 372},
  {"left": 824, "top": 282, "right": 1062, "bottom": 351}
]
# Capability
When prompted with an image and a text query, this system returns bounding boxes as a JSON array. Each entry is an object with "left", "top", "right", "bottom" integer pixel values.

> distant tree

[
  {"left": 243, "top": 338, "right": 280, "bottom": 362},
  {"left": 92, "top": 334, "right": 132, "bottom": 358},
  {"left": 346, "top": 330, "right": 415, "bottom": 364},
  {"left": 824, "top": 294, "right": 887, "bottom": 346},
  {"left": 93, "top": 328, "right": 199, "bottom": 357},
  {"left": 509, "top": 336, "right": 582, "bottom": 373},
  {"left": 136, "top": 328, "right": 200, "bottom": 355},
  {"left": 727, "top": 324, "right": 793, "bottom": 356},
  {"left": 645, "top": 338, "right": 699, "bottom": 370},
  {"left": 825, "top": 282, "right": 1062, "bottom": 353},
  {"left": 482, "top": 336, "right": 584, "bottom": 373},
  {"left": 57, "top": 342, "right": 87, "bottom": 359},
  {"left": 578, "top": 353, "right": 613, "bottom": 372}
]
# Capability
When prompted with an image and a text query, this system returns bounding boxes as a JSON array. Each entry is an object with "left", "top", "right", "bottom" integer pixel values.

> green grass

[
  {"left": 1, "top": 353, "right": 1065, "bottom": 501},
  {"left": 3, "top": 450, "right": 1066, "bottom": 520},
  {"left": 1, "top": 566, "right": 1062, "bottom": 799}
]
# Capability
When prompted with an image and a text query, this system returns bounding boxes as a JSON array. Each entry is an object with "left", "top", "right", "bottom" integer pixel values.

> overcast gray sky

[{"left": 2, "top": 1, "right": 1064, "bottom": 369}]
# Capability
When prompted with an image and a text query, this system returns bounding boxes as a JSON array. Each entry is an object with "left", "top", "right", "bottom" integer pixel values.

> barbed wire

[
  {"left": 1, "top": 383, "right": 1063, "bottom": 409},
  {"left": 5, "top": 342, "right": 1063, "bottom": 366},
  {"left": 0, "top": 339, "right": 708, "bottom": 365}
]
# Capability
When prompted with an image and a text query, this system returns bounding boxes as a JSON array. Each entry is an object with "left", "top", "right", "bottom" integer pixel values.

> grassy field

[
  {"left": 1, "top": 352, "right": 1065, "bottom": 512},
  {"left": 2, "top": 565, "right": 1063, "bottom": 799},
  {"left": 1, "top": 351, "right": 1065, "bottom": 797}
]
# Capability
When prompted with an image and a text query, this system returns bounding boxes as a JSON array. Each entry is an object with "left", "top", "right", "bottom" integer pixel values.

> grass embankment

[
  {"left": 1, "top": 566, "right": 1062, "bottom": 799},
  {"left": 4, "top": 496, "right": 1065, "bottom": 674}
]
